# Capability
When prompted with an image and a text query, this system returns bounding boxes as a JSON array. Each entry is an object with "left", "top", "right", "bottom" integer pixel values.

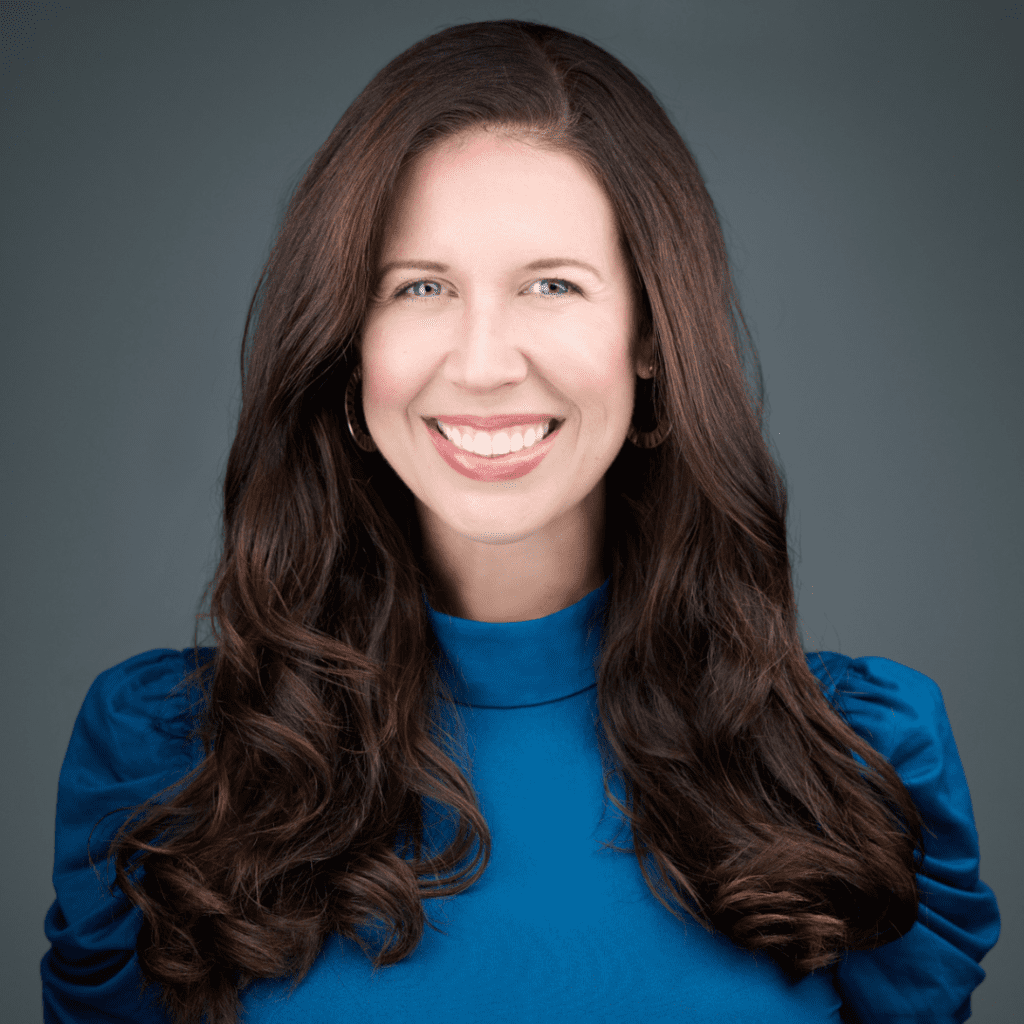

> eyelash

[{"left": 393, "top": 278, "right": 581, "bottom": 300}]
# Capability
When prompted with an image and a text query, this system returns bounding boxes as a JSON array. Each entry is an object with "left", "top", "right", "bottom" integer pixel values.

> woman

[{"left": 42, "top": 19, "right": 999, "bottom": 1024}]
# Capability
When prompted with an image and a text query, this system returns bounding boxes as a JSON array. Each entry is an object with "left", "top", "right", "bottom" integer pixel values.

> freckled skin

[{"left": 360, "top": 130, "right": 653, "bottom": 623}]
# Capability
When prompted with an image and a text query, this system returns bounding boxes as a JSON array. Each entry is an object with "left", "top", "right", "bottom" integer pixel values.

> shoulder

[
  {"left": 51, "top": 647, "right": 216, "bottom": 888},
  {"left": 75, "top": 646, "right": 214, "bottom": 739},
  {"left": 57, "top": 647, "right": 215, "bottom": 838},
  {"left": 803, "top": 648, "right": 983, "bottom": 869},
  {"left": 804, "top": 650, "right": 950, "bottom": 773},
  {"left": 69, "top": 646, "right": 214, "bottom": 761},
  {"left": 804, "top": 649, "right": 943, "bottom": 712}
]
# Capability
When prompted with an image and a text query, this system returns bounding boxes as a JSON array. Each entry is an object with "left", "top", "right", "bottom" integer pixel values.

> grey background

[{"left": 3, "top": 1, "right": 1019, "bottom": 1021}]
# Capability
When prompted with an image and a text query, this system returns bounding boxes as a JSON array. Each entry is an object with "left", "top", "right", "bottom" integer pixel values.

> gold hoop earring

[
  {"left": 627, "top": 365, "right": 671, "bottom": 449},
  {"left": 345, "top": 363, "right": 378, "bottom": 453}
]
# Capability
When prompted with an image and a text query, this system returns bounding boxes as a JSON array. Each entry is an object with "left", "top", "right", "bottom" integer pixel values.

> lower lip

[{"left": 425, "top": 419, "right": 562, "bottom": 482}]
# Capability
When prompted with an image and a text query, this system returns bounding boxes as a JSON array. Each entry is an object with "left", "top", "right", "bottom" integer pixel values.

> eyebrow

[{"left": 376, "top": 257, "right": 603, "bottom": 281}]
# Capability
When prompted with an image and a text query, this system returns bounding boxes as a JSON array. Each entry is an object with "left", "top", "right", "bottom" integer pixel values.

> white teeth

[{"left": 436, "top": 419, "right": 554, "bottom": 457}]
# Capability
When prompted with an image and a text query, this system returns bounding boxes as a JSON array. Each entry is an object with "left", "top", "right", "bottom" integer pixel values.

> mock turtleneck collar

[{"left": 423, "top": 577, "right": 611, "bottom": 709}]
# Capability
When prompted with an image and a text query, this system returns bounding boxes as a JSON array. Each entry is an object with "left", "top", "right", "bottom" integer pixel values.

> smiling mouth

[{"left": 426, "top": 417, "right": 564, "bottom": 458}]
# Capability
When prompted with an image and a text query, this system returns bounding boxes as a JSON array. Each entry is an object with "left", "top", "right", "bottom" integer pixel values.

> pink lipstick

[{"left": 424, "top": 417, "right": 563, "bottom": 482}]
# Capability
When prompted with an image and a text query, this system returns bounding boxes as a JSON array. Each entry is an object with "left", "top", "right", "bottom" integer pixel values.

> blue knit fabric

[{"left": 43, "top": 578, "right": 999, "bottom": 1022}]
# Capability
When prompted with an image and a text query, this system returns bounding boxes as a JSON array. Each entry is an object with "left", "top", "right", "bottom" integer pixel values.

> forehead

[
  {"left": 402, "top": 128, "right": 595, "bottom": 188},
  {"left": 382, "top": 130, "right": 624, "bottom": 266}
]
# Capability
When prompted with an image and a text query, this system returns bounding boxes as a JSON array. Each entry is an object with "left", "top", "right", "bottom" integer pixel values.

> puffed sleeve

[
  {"left": 41, "top": 648, "right": 213, "bottom": 1023},
  {"left": 806, "top": 651, "right": 1000, "bottom": 1024}
]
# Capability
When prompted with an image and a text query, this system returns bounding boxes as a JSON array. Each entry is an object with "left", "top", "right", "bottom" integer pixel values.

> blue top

[{"left": 43, "top": 578, "right": 1000, "bottom": 1022}]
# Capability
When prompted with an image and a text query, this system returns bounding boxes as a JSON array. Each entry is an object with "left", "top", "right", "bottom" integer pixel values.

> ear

[{"left": 634, "top": 330, "right": 655, "bottom": 379}]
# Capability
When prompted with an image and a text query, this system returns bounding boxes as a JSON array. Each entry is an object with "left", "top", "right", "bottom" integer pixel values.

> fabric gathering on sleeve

[
  {"left": 806, "top": 651, "right": 1001, "bottom": 1024},
  {"left": 41, "top": 648, "right": 212, "bottom": 1024}
]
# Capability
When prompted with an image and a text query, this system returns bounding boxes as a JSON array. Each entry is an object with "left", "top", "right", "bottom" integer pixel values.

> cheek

[
  {"left": 560, "top": 342, "right": 636, "bottom": 410},
  {"left": 559, "top": 305, "right": 635, "bottom": 388},
  {"left": 360, "top": 331, "right": 421, "bottom": 410}
]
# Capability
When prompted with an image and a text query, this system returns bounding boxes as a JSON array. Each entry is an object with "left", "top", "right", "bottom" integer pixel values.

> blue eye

[
  {"left": 394, "top": 278, "right": 580, "bottom": 299},
  {"left": 532, "top": 279, "right": 576, "bottom": 297},
  {"left": 398, "top": 281, "right": 443, "bottom": 299}
]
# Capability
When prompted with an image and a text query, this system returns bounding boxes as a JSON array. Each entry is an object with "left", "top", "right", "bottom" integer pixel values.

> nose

[{"left": 442, "top": 301, "right": 530, "bottom": 393}]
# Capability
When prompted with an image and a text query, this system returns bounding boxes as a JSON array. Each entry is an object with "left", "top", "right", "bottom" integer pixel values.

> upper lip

[{"left": 426, "top": 414, "right": 564, "bottom": 430}]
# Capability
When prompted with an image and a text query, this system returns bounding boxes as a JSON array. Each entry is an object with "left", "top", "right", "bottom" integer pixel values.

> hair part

[{"left": 107, "top": 19, "right": 925, "bottom": 1023}]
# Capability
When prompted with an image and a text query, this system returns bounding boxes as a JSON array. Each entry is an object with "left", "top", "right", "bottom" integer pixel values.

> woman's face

[{"left": 360, "top": 129, "right": 650, "bottom": 554}]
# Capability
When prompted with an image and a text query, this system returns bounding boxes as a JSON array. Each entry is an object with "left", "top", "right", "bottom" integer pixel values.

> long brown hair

[{"left": 108, "top": 19, "right": 925, "bottom": 1024}]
